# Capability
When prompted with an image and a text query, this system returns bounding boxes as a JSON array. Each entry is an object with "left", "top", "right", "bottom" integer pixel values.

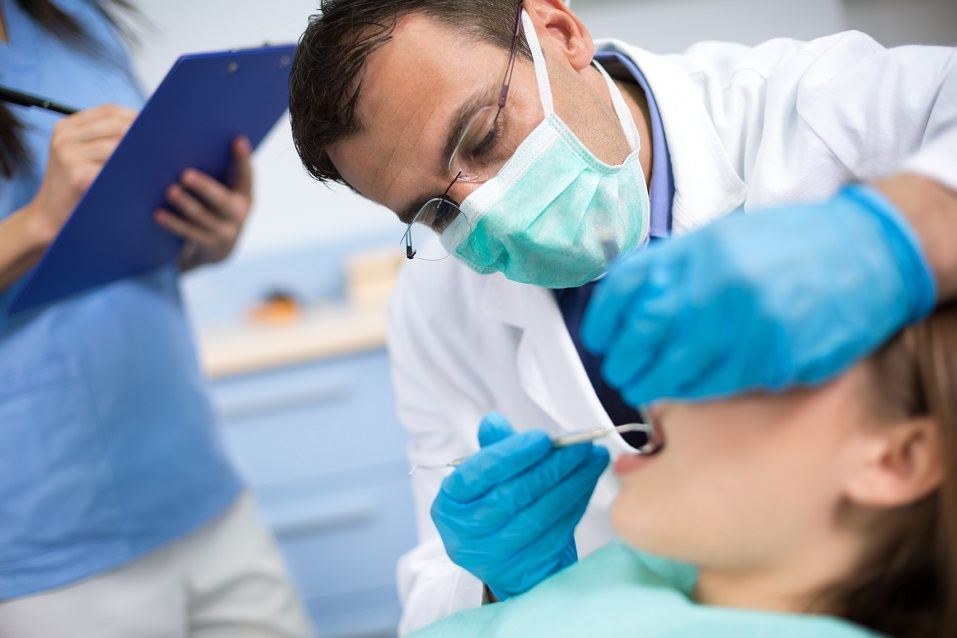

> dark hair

[
  {"left": 0, "top": 0, "right": 137, "bottom": 177},
  {"left": 289, "top": 0, "right": 527, "bottom": 185},
  {"left": 821, "top": 303, "right": 957, "bottom": 637}
]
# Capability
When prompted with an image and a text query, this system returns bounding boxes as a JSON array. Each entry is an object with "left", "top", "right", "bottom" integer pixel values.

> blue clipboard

[{"left": 7, "top": 44, "right": 297, "bottom": 315}]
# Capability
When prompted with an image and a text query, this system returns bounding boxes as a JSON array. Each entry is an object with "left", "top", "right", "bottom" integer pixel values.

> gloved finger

[
  {"left": 485, "top": 496, "right": 591, "bottom": 601},
  {"left": 487, "top": 447, "right": 609, "bottom": 556},
  {"left": 478, "top": 412, "right": 516, "bottom": 448},
  {"left": 441, "top": 430, "right": 552, "bottom": 503},
  {"left": 600, "top": 291, "right": 677, "bottom": 390},
  {"left": 666, "top": 353, "right": 739, "bottom": 402},
  {"left": 459, "top": 443, "right": 596, "bottom": 530},
  {"left": 668, "top": 323, "right": 778, "bottom": 401},
  {"left": 562, "top": 454, "right": 602, "bottom": 526},
  {"left": 581, "top": 252, "right": 654, "bottom": 354},
  {"left": 616, "top": 299, "right": 720, "bottom": 403}
]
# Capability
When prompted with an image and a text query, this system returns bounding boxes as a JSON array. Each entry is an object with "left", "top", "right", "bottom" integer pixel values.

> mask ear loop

[
  {"left": 520, "top": 10, "right": 555, "bottom": 118},
  {"left": 592, "top": 61, "right": 642, "bottom": 153}
]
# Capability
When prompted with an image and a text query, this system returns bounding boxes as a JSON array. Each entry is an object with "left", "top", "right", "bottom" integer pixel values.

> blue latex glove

[
  {"left": 431, "top": 413, "right": 610, "bottom": 601},
  {"left": 582, "top": 184, "right": 936, "bottom": 405}
]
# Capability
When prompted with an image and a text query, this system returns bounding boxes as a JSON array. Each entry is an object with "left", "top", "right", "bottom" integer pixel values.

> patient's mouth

[
  {"left": 614, "top": 451, "right": 653, "bottom": 475},
  {"left": 613, "top": 413, "right": 665, "bottom": 475}
]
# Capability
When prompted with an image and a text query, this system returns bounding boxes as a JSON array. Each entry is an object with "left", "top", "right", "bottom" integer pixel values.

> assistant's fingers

[
  {"left": 60, "top": 104, "right": 136, "bottom": 134},
  {"left": 72, "top": 112, "right": 135, "bottom": 144},
  {"left": 179, "top": 169, "right": 238, "bottom": 219},
  {"left": 230, "top": 136, "right": 253, "bottom": 198},
  {"left": 78, "top": 138, "right": 125, "bottom": 163},
  {"left": 154, "top": 208, "right": 218, "bottom": 248},
  {"left": 165, "top": 184, "right": 226, "bottom": 233}
]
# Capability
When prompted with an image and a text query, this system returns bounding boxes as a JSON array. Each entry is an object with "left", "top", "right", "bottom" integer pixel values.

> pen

[{"left": 0, "top": 85, "right": 79, "bottom": 116}]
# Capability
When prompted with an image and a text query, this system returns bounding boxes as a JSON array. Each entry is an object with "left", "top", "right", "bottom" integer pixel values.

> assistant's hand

[
  {"left": 23, "top": 104, "right": 136, "bottom": 243},
  {"left": 431, "top": 413, "right": 609, "bottom": 602},
  {"left": 582, "top": 184, "right": 936, "bottom": 405},
  {"left": 154, "top": 136, "right": 253, "bottom": 270}
]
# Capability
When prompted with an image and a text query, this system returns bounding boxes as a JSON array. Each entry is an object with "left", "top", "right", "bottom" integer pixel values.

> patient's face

[{"left": 611, "top": 368, "right": 873, "bottom": 572}]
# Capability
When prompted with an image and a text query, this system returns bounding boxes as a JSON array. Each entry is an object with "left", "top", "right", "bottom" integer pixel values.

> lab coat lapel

[
  {"left": 477, "top": 43, "right": 748, "bottom": 442},
  {"left": 596, "top": 39, "right": 749, "bottom": 232},
  {"left": 480, "top": 274, "right": 612, "bottom": 435}
]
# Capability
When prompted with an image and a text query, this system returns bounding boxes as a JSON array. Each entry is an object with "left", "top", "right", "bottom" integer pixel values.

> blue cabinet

[{"left": 208, "top": 347, "right": 417, "bottom": 638}]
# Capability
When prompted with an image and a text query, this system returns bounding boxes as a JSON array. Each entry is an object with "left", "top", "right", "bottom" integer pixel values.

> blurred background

[{"left": 118, "top": 2, "right": 956, "bottom": 636}]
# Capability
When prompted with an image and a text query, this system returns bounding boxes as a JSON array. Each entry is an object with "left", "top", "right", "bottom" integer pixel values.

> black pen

[{"left": 0, "top": 85, "right": 78, "bottom": 115}]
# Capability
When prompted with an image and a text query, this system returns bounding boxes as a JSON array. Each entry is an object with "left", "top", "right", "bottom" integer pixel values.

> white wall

[
  {"left": 573, "top": 0, "right": 842, "bottom": 52},
  {"left": 844, "top": 0, "right": 957, "bottom": 47},
  {"left": 127, "top": 0, "right": 954, "bottom": 264}
]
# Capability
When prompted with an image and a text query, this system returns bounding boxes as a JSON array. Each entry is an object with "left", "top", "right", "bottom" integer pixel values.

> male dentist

[{"left": 288, "top": 0, "right": 957, "bottom": 632}]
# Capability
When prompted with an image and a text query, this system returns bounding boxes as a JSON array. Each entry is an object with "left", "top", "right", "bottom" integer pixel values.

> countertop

[{"left": 197, "top": 304, "right": 388, "bottom": 380}]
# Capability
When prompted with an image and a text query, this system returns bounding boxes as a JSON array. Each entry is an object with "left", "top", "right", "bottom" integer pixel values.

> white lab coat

[{"left": 390, "top": 32, "right": 957, "bottom": 634}]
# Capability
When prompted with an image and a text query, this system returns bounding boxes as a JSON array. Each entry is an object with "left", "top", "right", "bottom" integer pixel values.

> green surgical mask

[{"left": 445, "top": 10, "right": 650, "bottom": 288}]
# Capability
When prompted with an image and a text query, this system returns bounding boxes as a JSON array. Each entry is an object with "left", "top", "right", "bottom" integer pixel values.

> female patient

[{"left": 413, "top": 303, "right": 957, "bottom": 637}]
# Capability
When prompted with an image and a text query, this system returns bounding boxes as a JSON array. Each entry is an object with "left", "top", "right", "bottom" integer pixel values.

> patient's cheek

[
  {"left": 609, "top": 484, "right": 650, "bottom": 550},
  {"left": 609, "top": 494, "right": 632, "bottom": 542}
]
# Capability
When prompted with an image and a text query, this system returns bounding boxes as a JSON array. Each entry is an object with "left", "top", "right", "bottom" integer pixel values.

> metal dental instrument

[
  {"left": 409, "top": 421, "right": 658, "bottom": 475},
  {"left": 409, "top": 227, "right": 657, "bottom": 476}
]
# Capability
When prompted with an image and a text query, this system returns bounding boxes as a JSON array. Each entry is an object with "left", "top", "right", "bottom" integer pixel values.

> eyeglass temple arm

[
  {"left": 403, "top": 226, "right": 416, "bottom": 260},
  {"left": 497, "top": 1, "right": 525, "bottom": 109}
]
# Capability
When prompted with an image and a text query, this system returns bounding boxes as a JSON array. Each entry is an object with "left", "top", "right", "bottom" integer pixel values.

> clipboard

[{"left": 7, "top": 44, "right": 297, "bottom": 314}]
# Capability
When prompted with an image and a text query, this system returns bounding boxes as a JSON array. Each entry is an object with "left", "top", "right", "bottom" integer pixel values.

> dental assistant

[
  {"left": 288, "top": 0, "right": 957, "bottom": 633},
  {"left": 0, "top": 1, "right": 311, "bottom": 635}
]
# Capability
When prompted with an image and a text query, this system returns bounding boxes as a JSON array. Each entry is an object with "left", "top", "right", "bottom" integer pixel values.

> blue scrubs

[
  {"left": 0, "top": 0, "right": 240, "bottom": 599},
  {"left": 555, "top": 51, "right": 674, "bottom": 449}
]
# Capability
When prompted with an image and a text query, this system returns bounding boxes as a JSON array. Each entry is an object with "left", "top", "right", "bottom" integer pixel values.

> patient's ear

[{"left": 844, "top": 417, "right": 942, "bottom": 508}]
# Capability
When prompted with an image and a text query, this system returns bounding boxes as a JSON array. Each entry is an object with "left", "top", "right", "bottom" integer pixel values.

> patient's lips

[
  {"left": 614, "top": 410, "right": 665, "bottom": 476},
  {"left": 613, "top": 452, "right": 651, "bottom": 476}
]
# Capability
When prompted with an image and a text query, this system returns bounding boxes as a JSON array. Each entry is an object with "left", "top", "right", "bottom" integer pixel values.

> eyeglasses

[
  {"left": 402, "top": 0, "right": 526, "bottom": 262},
  {"left": 402, "top": 171, "right": 470, "bottom": 261}
]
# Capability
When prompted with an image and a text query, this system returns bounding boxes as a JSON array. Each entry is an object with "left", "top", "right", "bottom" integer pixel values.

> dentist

[{"left": 288, "top": 0, "right": 957, "bottom": 632}]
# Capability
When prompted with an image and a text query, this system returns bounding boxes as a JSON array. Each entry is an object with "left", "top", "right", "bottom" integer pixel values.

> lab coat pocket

[{"left": 0, "top": 356, "right": 121, "bottom": 567}]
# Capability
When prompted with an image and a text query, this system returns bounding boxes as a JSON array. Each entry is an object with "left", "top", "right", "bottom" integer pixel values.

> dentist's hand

[
  {"left": 582, "top": 184, "right": 936, "bottom": 405},
  {"left": 431, "top": 414, "right": 609, "bottom": 602}
]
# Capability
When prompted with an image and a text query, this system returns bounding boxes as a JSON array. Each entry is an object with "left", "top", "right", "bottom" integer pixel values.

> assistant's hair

[
  {"left": 289, "top": 0, "right": 528, "bottom": 185},
  {"left": 823, "top": 303, "right": 957, "bottom": 637},
  {"left": 0, "top": 0, "right": 137, "bottom": 178}
]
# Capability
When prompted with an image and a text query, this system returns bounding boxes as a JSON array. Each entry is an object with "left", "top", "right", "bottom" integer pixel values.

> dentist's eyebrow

[
  {"left": 396, "top": 84, "right": 498, "bottom": 226},
  {"left": 441, "top": 84, "right": 498, "bottom": 172}
]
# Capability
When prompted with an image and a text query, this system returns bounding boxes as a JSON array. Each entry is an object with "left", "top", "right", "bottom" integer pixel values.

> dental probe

[{"left": 409, "top": 422, "right": 655, "bottom": 475}]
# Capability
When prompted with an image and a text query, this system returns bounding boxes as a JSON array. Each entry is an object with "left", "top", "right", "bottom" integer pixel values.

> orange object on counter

[{"left": 248, "top": 291, "right": 303, "bottom": 325}]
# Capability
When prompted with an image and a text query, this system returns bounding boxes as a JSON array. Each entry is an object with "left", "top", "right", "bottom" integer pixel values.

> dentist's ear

[
  {"left": 524, "top": 0, "right": 595, "bottom": 71},
  {"left": 844, "top": 416, "right": 943, "bottom": 509}
]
